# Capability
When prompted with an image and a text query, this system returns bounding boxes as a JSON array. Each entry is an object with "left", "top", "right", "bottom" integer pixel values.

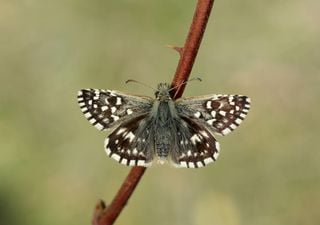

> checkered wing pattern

[
  {"left": 176, "top": 94, "right": 251, "bottom": 136},
  {"left": 104, "top": 114, "right": 156, "bottom": 167},
  {"left": 77, "top": 89, "right": 152, "bottom": 131},
  {"left": 172, "top": 116, "right": 220, "bottom": 168},
  {"left": 78, "top": 89, "right": 155, "bottom": 166}
]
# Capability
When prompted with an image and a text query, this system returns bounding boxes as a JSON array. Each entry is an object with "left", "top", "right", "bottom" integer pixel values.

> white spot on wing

[
  {"left": 219, "top": 111, "right": 227, "bottom": 116},
  {"left": 126, "top": 109, "right": 133, "bottom": 115},
  {"left": 105, "top": 148, "right": 111, "bottom": 156},
  {"left": 204, "top": 157, "right": 214, "bottom": 164},
  {"left": 207, "top": 119, "right": 216, "bottom": 125},
  {"left": 213, "top": 151, "right": 219, "bottom": 160},
  {"left": 84, "top": 112, "right": 92, "bottom": 118},
  {"left": 179, "top": 161, "right": 187, "bottom": 168},
  {"left": 89, "top": 118, "right": 96, "bottom": 124},
  {"left": 81, "top": 107, "right": 88, "bottom": 112},
  {"left": 111, "top": 107, "right": 117, "bottom": 113},
  {"left": 121, "top": 158, "right": 127, "bottom": 165},
  {"left": 191, "top": 134, "right": 201, "bottom": 144},
  {"left": 101, "top": 106, "right": 109, "bottom": 111},
  {"left": 137, "top": 160, "right": 146, "bottom": 166},
  {"left": 116, "top": 97, "right": 122, "bottom": 105},
  {"left": 222, "top": 127, "right": 232, "bottom": 135},
  {"left": 235, "top": 118, "right": 243, "bottom": 124},
  {"left": 111, "top": 115, "right": 120, "bottom": 121},
  {"left": 94, "top": 123, "right": 104, "bottom": 130},
  {"left": 77, "top": 91, "right": 83, "bottom": 97},
  {"left": 105, "top": 138, "right": 109, "bottom": 145},
  {"left": 200, "top": 130, "right": 209, "bottom": 138},
  {"left": 211, "top": 111, "right": 216, "bottom": 117},
  {"left": 206, "top": 101, "right": 212, "bottom": 109},
  {"left": 116, "top": 128, "right": 126, "bottom": 135},
  {"left": 132, "top": 148, "right": 138, "bottom": 155},
  {"left": 215, "top": 142, "right": 220, "bottom": 152},
  {"left": 230, "top": 123, "right": 238, "bottom": 129},
  {"left": 196, "top": 162, "right": 203, "bottom": 168},
  {"left": 239, "top": 113, "right": 247, "bottom": 118},
  {"left": 111, "top": 154, "right": 121, "bottom": 161},
  {"left": 125, "top": 132, "right": 135, "bottom": 142},
  {"left": 194, "top": 112, "right": 201, "bottom": 118},
  {"left": 243, "top": 108, "right": 249, "bottom": 113}
]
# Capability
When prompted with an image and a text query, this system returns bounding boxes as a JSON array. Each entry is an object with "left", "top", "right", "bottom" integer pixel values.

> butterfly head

[{"left": 155, "top": 83, "right": 171, "bottom": 101}]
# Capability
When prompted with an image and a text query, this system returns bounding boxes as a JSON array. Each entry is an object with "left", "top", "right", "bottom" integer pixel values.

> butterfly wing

[
  {"left": 171, "top": 116, "right": 220, "bottom": 168},
  {"left": 176, "top": 94, "right": 251, "bottom": 136},
  {"left": 78, "top": 89, "right": 156, "bottom": 167},
  {"left": 77, "top": 89, "right": 153, "bottom": 131},
  {"left": 105, "top": 114, "right": 156, "bottom": 167}
]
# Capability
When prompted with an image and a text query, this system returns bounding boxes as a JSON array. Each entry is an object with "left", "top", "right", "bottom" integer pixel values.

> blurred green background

[{"left": 1, "top": 0, "right": 319, "bottom": 225}]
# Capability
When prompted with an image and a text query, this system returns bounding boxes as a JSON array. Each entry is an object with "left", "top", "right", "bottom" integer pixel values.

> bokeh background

[{"left": 1, "top": 1, "right": 319, "bottom": 225}]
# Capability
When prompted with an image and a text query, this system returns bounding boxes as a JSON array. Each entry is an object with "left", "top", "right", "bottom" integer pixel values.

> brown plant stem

[
  {"left": 92, "top": 167, "right": 146, "bottom": 225},
  {"left": 92, "top": 1, "right": 215, "bottom": 224},
  {"left": 170, "top": 0, "right": 214, "bottom": 99}
]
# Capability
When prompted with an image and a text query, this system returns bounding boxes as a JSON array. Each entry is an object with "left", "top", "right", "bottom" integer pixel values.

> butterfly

[{"left": 77, "top": 82, "right": 250, "bottom": 168}]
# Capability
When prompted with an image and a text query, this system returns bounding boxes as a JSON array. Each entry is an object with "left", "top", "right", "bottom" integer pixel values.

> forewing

[
  {"left": 171, "top": 116, "right": 220, "bottom": 168},
  {"left": 104, "top": 114, "right": 155, "bottom": 167},
  {"left": 176, "top": 94, "right": 251, "bottom": 136},
  {"left": 77, "top": 89, "right": 152, "bottom": 131}
]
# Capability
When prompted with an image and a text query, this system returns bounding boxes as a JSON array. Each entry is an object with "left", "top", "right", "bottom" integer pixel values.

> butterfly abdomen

[
  {"left": 153, "top": 100, "right": 175, "bottom": 159},
  {"left": 156, "top": 141, "right": 170, "bottom": 158}
]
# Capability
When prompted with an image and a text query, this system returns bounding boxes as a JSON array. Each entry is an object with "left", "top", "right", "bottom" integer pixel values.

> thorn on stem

[
  {"left": 167, "top": 45, "right": 183, "bottom": 56},
  {"left": 92, "top": 200, "right": 107, "bottom": 225}
]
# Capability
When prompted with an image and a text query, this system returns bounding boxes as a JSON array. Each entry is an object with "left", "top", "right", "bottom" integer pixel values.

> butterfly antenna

[
  {"left": 169, "top": 77, "right": 202, "bottom": 92},
  {"left": 125, "top": 79, "right": 156, "bottom": 91}
]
